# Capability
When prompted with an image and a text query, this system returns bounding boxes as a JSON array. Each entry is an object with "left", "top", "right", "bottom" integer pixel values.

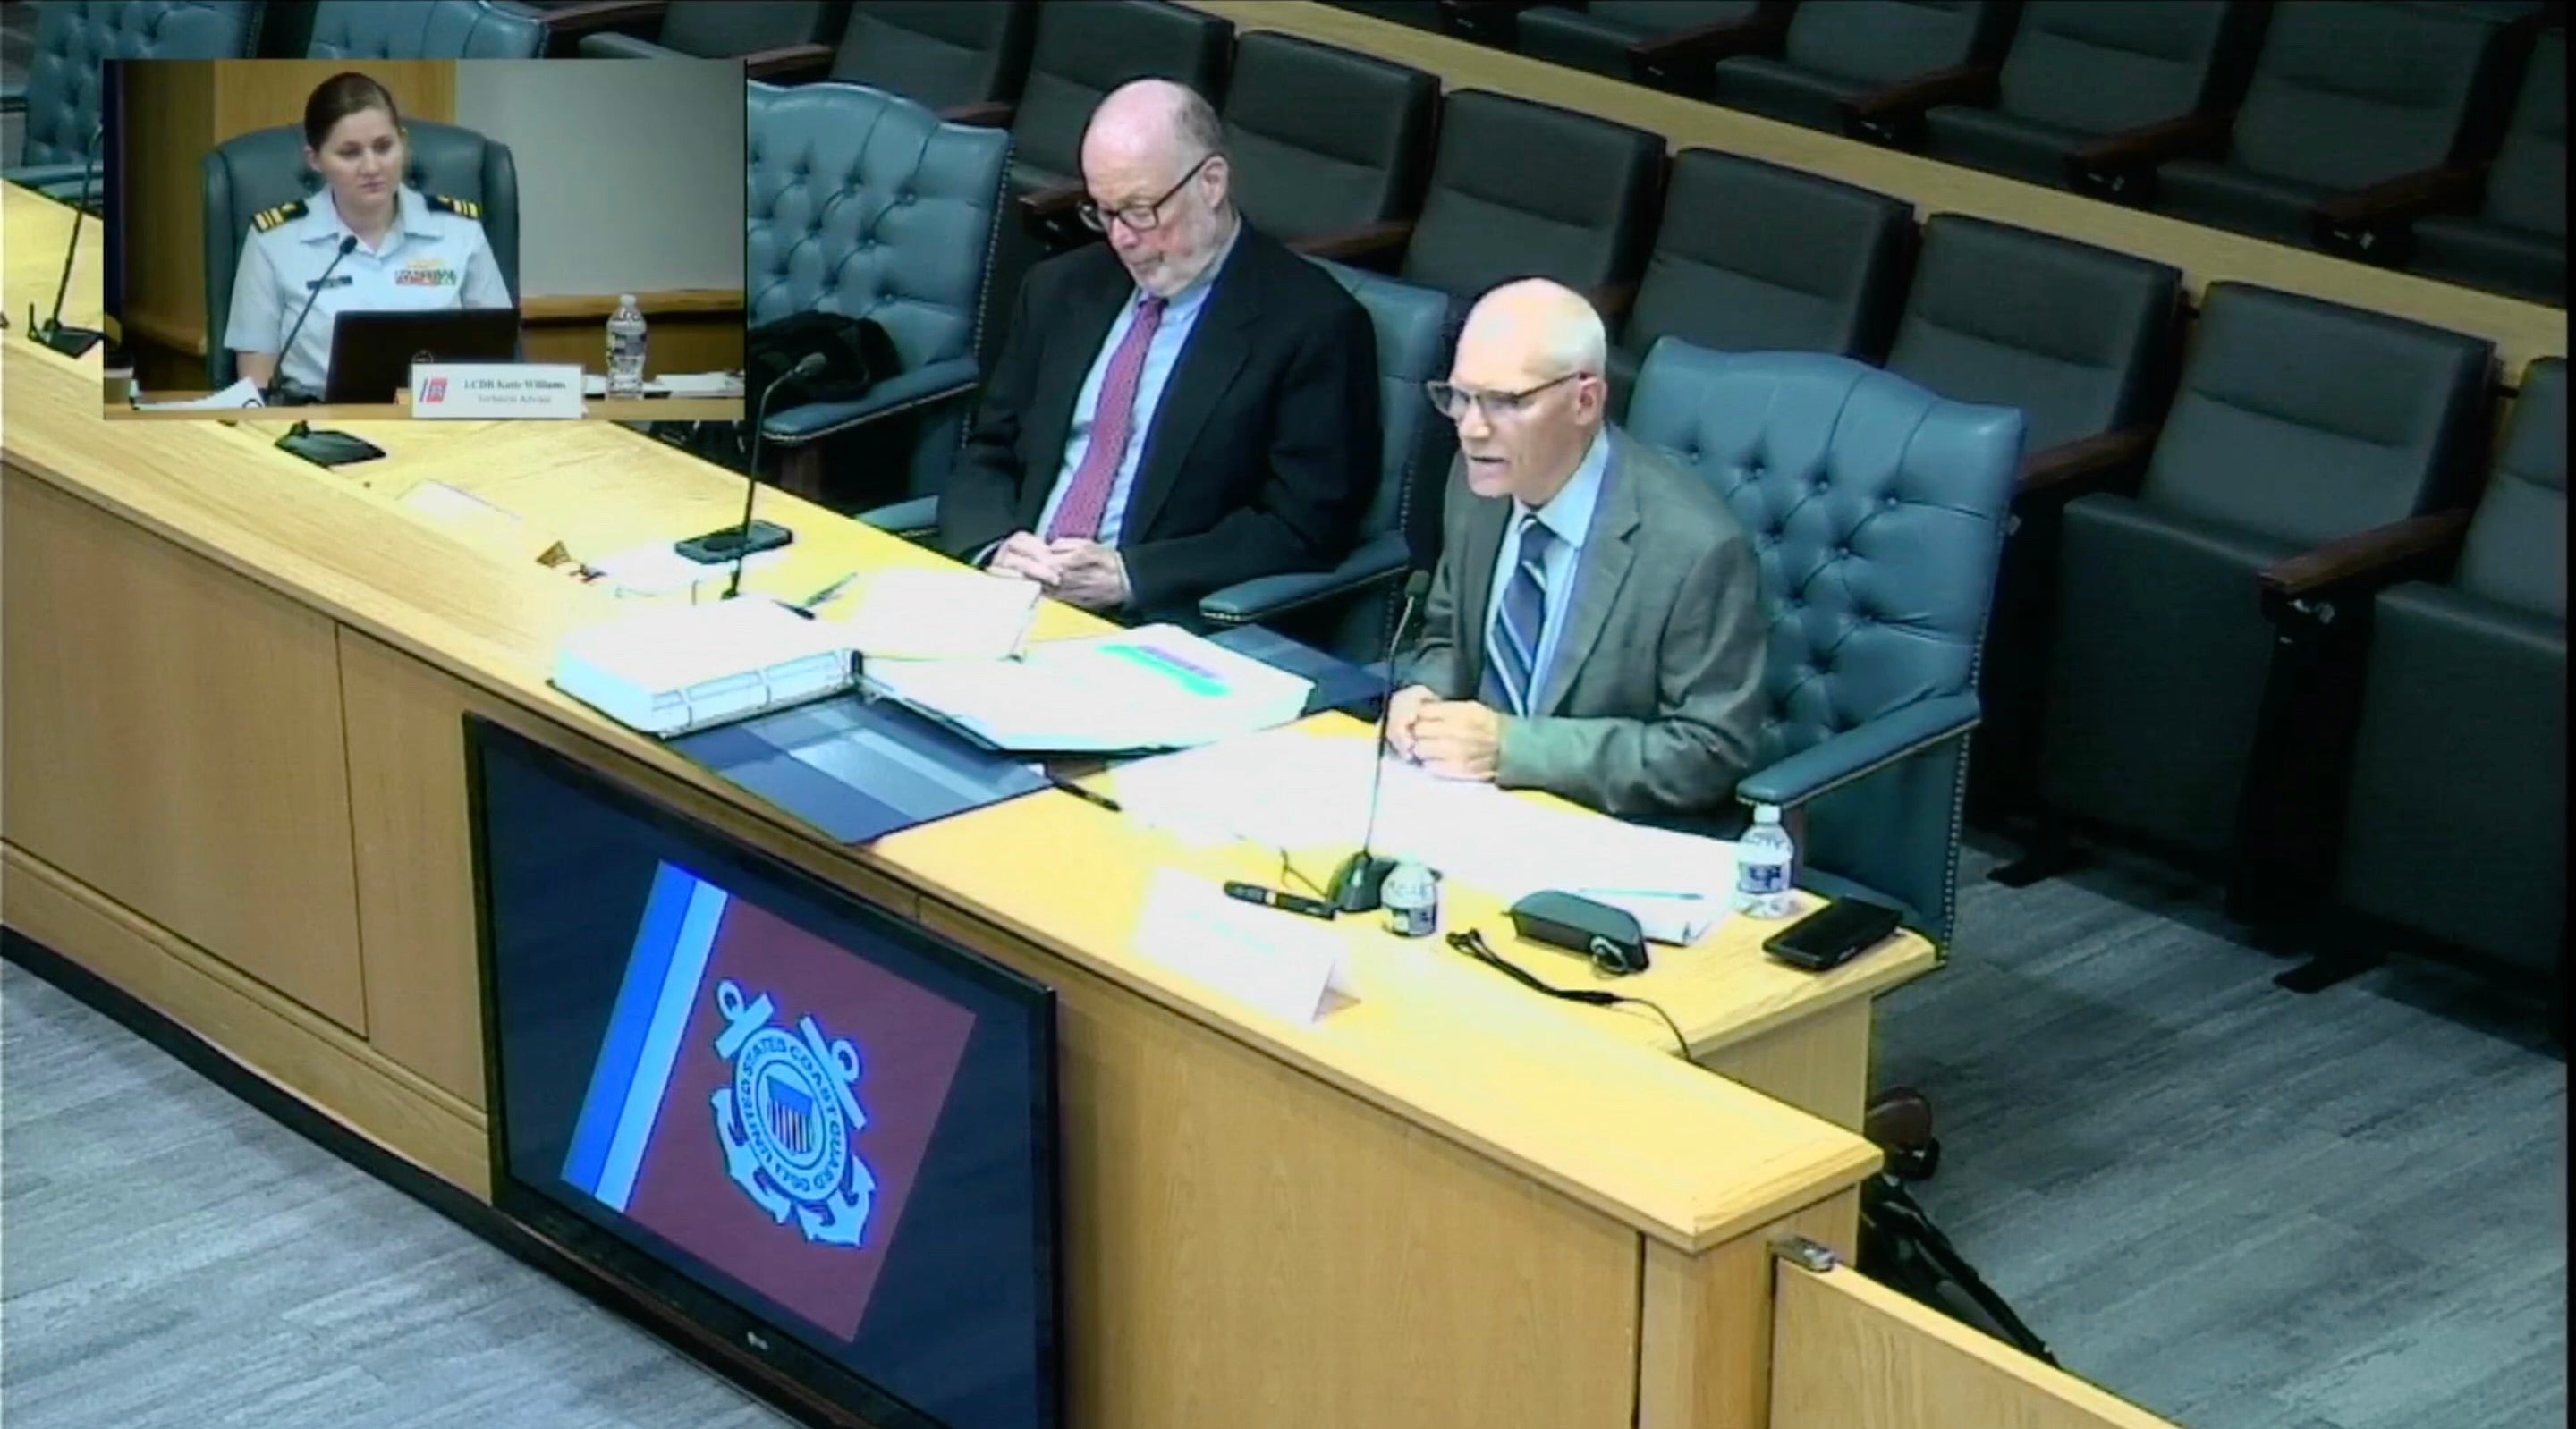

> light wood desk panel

[
  {"left": 1187, "top": 1, "right": 2567, "bottom": 379},
  {"left": 1, "top": 473, "right": 369, "bottom": 1032}
]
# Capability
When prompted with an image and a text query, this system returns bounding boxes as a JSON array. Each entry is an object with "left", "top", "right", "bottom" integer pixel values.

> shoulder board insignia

[
  {"left": 251, "top": 199, "right": 309, "bottom": 233},
  {"left": 426, "top": 193, "right": 481, "bottom": 220}
]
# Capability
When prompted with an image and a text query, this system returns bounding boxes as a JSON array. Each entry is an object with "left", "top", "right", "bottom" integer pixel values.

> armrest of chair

[
  {"left": 856, "top": 494, "right": 941, "bottom": 539},
  {"left": 1199, "top": 533, "right": 1412, "bottom": 626},
  {"left": 939, "top": 99, "right": 1017, "bottom": 128},
  {"left": 1736, "top": 693, "right": 1982, "bottom": 810},
  {"left": 1017, "top": 182, "right": 1092, "bottom": 249},
  {"left": 1590, "top": 282, "right": 1639, "bottom": 326},
  {"left": 741, "top": 41, "right": 836, "bottom": 81},
  {"left": 576, "top": 30, "right": 682, "bottom": 59},
  {"left": 0, "top": 83, "right": 25, "bottom": 115},
  {"left": 1631, "top": 4, "right": 1794, "bottom": 90},
  {"left": 1289, "top": 218, "right": 1416, "bottom": 267},
  {"left": 1440, "top": 0, "right": 1548, "bottom": 46},
  {"left": 2311, "top": 165, "right": 2486, "bottom": 260},
  {"left": 537, "top": 0, "right": 668, "bottom": 38},
  {"left": 2065, "top": 111, "right": 2233, "bottom": 199},
  {"left": 5, "top": 159, "right": 96, "bottom": 194},
  {"left": 2014, "top": 426, "right": 2158, "bottom": 506},
  {"left": 758, "top": 356, "right": 981, "bottom": 444},
  {"left": 2258, "top": 510, "right": 2473, "bottom": 625},
  {"left": 1843, "top": 63, "right": 2001, "bottom": 145}
]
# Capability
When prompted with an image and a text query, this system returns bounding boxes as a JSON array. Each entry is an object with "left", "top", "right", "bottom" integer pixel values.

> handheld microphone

[
  {"left": 675, "top": 350, "right": 825, "bottom": 596},
  {"left": 29, "top": 125, "right": 106, "bottom": 358},
  {"left": 267, "top": 233, "right": 359, "bottom": 403},
  {"left": 1328, "top": 569, "right": 1436, "bottom": 914}
]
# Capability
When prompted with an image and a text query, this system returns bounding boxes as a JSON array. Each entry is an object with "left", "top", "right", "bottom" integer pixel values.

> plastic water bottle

[
  {"left": 606, "top": 293, "right": 647, "bottom": 398},
  {"left": 1736, "top": 804, "right": 1797, "bottom": 919},
  {"left": 1380, "top": 860, "right": 1440, "bottom": 938}
]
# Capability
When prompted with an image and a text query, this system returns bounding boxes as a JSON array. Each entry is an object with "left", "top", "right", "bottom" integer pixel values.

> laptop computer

[{"left": 323, "top": 309, "right": 522, "bottom": 403}]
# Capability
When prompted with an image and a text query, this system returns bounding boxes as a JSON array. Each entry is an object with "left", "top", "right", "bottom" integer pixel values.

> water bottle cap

[
  {"left": 1753, "top": 805, "right": 1782, "bottom": 824},
  {"left": 619, "top": 293, "right": 637, "bottom": 305}
]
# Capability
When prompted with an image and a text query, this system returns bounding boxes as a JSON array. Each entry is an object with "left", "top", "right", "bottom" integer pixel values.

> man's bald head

[
  {"left": 1080, "top": 80, "right": 1235, "bottom": 298},
  {"left": 1445, "top": 280, "right": 1611, "bottom": 504}
]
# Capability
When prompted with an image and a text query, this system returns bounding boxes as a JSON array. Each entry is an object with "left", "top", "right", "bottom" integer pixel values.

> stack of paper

[
  {"left": 834, "top": 568, "right": 1039, "bottom": 662},
  {"left": 130, "top": 378, "right": 266, "bottom": 410},
  {"left": 863, "top": 624, "right": 1312, "bottom": 753},
  {"left": 1113, "top": 729, "right": 1736, "bottom": 943},
  {"left": 553, "top": 597, "right": 856, "bottom": 736}
]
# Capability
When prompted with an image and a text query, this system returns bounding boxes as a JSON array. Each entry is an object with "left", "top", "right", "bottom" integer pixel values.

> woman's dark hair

[{"left": 302, "top": 72, "right": 402, "bottom": 152}]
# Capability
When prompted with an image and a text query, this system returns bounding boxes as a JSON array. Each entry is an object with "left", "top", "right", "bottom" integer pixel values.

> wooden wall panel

[{"left": 2, "top": 469, "right": 368, "bottom": 1032}]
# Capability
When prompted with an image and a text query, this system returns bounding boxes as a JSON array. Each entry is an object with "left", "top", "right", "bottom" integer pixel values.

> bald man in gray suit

[{"left": 1389, "top": 280, "right": 1767, "bottom": 822}]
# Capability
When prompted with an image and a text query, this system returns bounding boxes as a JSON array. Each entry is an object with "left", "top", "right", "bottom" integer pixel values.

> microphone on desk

[
  {"left": 1327, "top": 569, "right": 1435, "bottom": 915},
  {"left": 28, "top": 124, "right": 106, "bottom": 359},
  {"left": 267, "top": 233, "right": 360, "bottom": 405},
  {"left": 681, "top": 350, "right": 827, "bottom": 599}
]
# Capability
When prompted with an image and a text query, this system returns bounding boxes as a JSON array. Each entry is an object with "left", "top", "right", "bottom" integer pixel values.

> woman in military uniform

[{"left": 225, "top": 72, "right": 513, "bottom": 397}]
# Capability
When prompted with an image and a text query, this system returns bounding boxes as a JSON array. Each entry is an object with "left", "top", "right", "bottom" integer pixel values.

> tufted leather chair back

[
  {"left": 1627, "top": 341, "right": 2023, "bottom": 942},
  {"left": 301, "top": 0, "right": 546, "bottom": 58},
  {"left": 21, "top": 2, "right": 261, "bottom": 171},
  {"left": 202, "top": 119, "right": 519, "bottom": 387}
]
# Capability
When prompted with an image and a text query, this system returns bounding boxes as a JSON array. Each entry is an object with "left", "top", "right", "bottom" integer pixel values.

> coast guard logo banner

[{"left": 560, "top": 862, "right": 978, "bottom": 1340}]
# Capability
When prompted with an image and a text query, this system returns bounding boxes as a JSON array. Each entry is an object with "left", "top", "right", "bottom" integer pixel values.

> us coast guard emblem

[{"left": 710, "top": 979, "right": 877, "bottom": 1247}]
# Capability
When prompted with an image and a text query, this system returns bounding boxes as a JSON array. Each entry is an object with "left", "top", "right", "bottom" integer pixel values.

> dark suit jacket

[
  {"left": 935, "top": 221, "right": 1382, "bottom": 615},
  {"left": 1402, "top": 428, "right": 1768, "bottom": 820}
]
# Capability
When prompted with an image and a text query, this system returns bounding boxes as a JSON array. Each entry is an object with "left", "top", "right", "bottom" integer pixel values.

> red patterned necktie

[{"left": 1045, "top": 295, "right": 1168, "bottom": 542}]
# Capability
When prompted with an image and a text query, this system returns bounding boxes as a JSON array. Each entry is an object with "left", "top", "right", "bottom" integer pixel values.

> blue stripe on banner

[
  {"left": 562, "top": 862, "right": 701, "bottom": 1197},
  {"left": 590, "top": 875, "right": 730, "bottom": 1213}
]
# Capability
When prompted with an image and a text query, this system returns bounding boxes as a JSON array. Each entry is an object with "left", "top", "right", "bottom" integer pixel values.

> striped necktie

[
  {"left": 1046, "top": 295, "right": 1167, "bottom": 542},
  {"left": 1479, "top": 515, "right": 1555, "bottom": 716}
]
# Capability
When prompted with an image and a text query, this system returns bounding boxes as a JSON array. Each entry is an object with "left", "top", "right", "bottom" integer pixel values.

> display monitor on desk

[
  {"left": 468, "top": 715, "right": 1061, "bottom": 1429},
  {"left": 321, "top": 308, "right": 521, "bottom": 403}
]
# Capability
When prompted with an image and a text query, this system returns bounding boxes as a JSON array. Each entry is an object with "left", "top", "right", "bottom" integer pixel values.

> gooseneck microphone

[
  {"left": 267, "top": 233, "right": 359, "bottom": 403},
  {"left": 30, "top": 124, "right": 106, "bottom": 358},
  {"left": 1329, "top": 569, "right": 1436, "bottom": 914},
  {"left": 685, "top": 350, "right": 826, "bottom": 599}
]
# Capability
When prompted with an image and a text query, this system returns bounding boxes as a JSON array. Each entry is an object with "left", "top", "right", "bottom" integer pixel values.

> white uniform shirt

[{"left": 224, "top": 184, "right": 513, "bottom": 393}]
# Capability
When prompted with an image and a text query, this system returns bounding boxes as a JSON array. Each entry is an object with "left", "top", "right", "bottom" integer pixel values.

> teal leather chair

[{"left": 6, "top": 1, "right": 262, "bottom": 201}]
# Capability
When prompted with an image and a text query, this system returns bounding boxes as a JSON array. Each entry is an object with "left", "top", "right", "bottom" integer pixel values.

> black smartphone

[
  {"left": 674, "top": 519, "right": 794, "bottom": 565},
  {"left": 1762, "top": 897, "right": 1902, "bottom": 972}
]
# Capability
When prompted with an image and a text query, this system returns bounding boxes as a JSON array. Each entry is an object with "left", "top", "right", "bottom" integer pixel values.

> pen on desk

[
  {"left": 1046, "top": 774, "right": 1123, "bottom": 815},
  {"left": 1223, "top": 881, "right": 1338, "bottom": 922},
  {"left": 781, "top": 571, "right": 860, "bottom": 619}
]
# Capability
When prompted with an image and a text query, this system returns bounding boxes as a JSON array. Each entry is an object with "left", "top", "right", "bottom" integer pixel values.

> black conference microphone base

[
  {"left": 275, "top": 422, "right": 386, "bottom": 469},
  {"left": 1326, "top": 850, "right": 1401, "bottom": 916},
  {"left": 27, "top": 308, "right": 103, "bottom": 359}
]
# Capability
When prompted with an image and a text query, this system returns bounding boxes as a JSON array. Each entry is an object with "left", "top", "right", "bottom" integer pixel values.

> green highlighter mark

[{"left": 1099, "top": 642, "right": 1229, "bottom": 698}]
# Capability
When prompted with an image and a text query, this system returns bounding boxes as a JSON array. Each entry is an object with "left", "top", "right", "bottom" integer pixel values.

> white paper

[
  {"left": 862, "top": 625, "right": 1311, "bottom": 753},
  {"left": 1114, "top": 729, "right": 1736, "bottom": 943},
  {"left": 1130, "top": 870, "right": 1357, "bottom": 1025},
  {"left": 835, "top": 569, "right": 1038, "bottom": 661},
  {"left": 582, "top": 370, "right": 746, "bottom": 398},
  {"left": 130, "top": 377, "right": 266, "bottom": 410},
  {"left": 591, "top": 538, "right": 790, "bottom": 597},
  {"left": 398, "top": 480, "right": 517, "bottom": 524}
]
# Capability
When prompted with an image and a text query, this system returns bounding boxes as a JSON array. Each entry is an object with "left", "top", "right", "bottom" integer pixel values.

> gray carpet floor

[{"left": 2, "top": 834, "right": 2563, "bottom": 1428}]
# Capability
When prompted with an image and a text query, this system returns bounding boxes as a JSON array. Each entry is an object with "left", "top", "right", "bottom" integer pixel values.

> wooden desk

[
  {"left": 103, "top": 390, "right": 746, "bottom": 424},
  {"left": 2, "top": 185, "right": 2163, "bottom": 1429},
  {"left": 1185, "top": 1, "right": 2567, "bottom": 382}
]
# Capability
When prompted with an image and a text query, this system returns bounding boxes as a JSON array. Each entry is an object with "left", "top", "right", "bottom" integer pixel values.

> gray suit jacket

[{"left": 1401, "top": 427, "right": 1767, "bottom": 819}]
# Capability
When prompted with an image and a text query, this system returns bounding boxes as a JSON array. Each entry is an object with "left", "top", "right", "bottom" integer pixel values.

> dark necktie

[
  {"left": 1046, "top": 295, "right": 1168, "bottom": 542},
  {"left": 1479, "top": 515, "right": 1555, "bottom": 716}
]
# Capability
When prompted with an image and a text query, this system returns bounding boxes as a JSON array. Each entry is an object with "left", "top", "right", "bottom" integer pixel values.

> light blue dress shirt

[
  {"left": 1485, "top": 426, "right": 1612, "bottom": 707},
  {"left": 225, "top": 184, "right": 513, "bottom": 393},
  {"left": 1033, "top": 221, "right": 1242, "bottom": 545}
]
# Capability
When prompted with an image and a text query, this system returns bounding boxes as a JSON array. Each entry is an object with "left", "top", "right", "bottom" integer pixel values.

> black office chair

[
  {"left": 1614, "top": 149, "right": 1915, "bottom": 416},
  {"left": 2017, "top": 285, "right": 2494, "bottom": 916},
  {"left": 1707, "top": 0, "right": 2021, "bottom": 139},
  {"left": 1385, "top": 89, "right": 1666, "bottom": 332},
  {"left": 2322, "top": 359, "right": 2563, "bottom": 994},
  {"left": 2405, "top": 30, "right": 2566, "bottom": 303},
  {"left": 1880, "top": 215, "right": 2183, "bottom": 824},
  {"left": 4, "top": 1, "right": 262, "bottom": 201},
  {"left": 298, "top": 0, "right": 549, "bottom": 56},
  {"left": 2146, "top": 1, "right": 2524, "bottom": 252},
  {"left": 1222, "top": 32, "right": 1439, "bottom": 252},
  {"left": 825, "top": 1, "right": 1038, "bottom": 120},
  {"left": 1911, "top": 0, "right": 2266, "bottom": 192},
  {"left": 200, "top": 120, "right": 520, "bottom": 389},
  {"left": 566, "top": 0, "right": 850, "bottom": 75},
  {"left": 1509, "top": 1, "right": 1788, "bottom": 88}
]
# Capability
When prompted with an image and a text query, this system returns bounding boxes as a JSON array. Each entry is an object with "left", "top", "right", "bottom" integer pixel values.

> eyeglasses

[
  {"left": 1423, "top": 371, "right": 1584, "bottom": 422},
  {"left": 1077, "top": 154, "right": 1215, "bottom": 233}
]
